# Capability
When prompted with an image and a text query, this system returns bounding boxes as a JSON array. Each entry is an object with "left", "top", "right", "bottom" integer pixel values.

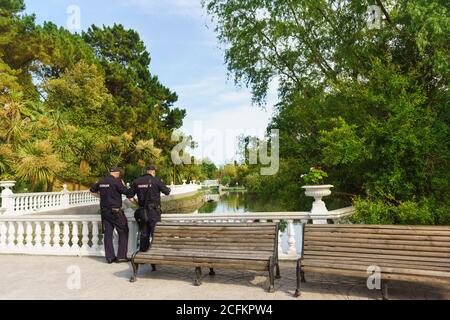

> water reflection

[{"left": 198, "top": 191, "right": 350, "bottom": 213}]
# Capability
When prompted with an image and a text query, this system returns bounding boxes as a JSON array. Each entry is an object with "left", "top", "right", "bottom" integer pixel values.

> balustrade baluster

[
  {"left": 62, "top": 222, "right": 70, "bottom": 252},
  {"left": 34, "top": 222, "right": 43, "bottom": 249},
  {"left": 92, "top": 222, "right": 100, "bottom": 252},
  {"left": 7, "top": 222, "right": 16, "bottom": 250},
  {"left": 0, "top": 221, "right": 7, "bottom": 249},
  {"left": 23, "top": 196, "right": 27, "bottom": 212},
  {"left": 53, "top": 222, "right": 61, "bottom": 250},
  {"left": 287, "top": 220, "right": 297, "bottom": 257},
  {"left": 81, "top": 221, "right": 89, "bottom": 251},
  {"left": 72, "top": 222, "right": 79, "bottom": 253},
  {"left": 25, "top": 222, "right": 33, "bottom": 250},
  {"left": 43, "top": 222, "right": 52, "bottom": 249},
  {"left": 16, "top": 222, "right": 25, "bottom": 249}
]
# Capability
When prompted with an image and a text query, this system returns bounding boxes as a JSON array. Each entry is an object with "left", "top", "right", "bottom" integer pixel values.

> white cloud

[{"left": 175, "top": 75, "right": 277, "bottom": 165}]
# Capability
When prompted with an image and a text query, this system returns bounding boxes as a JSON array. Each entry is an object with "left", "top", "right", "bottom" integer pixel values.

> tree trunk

[{"left": 46, "top": 177, "right": 55, "bottom": 192}]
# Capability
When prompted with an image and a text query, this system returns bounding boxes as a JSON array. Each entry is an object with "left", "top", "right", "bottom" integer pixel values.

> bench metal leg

[
  {"left": 275, "top": 262, "right": 281, "bottom": 279},
  {"left": 209, "top": 268, "right": 216, "bottom": 276},
  {"left": 294, "top": 260, "right": 301, "bottom": 297},
  {"left": 194, "top": 267, "right": 202, "bottom": 286},
  {"left": 130, "top": 262, "right": 139, "bottom": 283},
  {"left": 300, "top": 270, "right": 306, "bottom": 283},
  {"left": 382, "top": 281, "right": 389, "bottom": 300},
  {"left": 268, "top": 257, "right": 275, "bottom": 293}
]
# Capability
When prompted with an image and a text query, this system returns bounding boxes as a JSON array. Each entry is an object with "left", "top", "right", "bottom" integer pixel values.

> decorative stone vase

[
  {"left": 302, "top": 185, "right": 334, "bottom": 224},
  {"left": 0, "top": 181, "right": 16, "bottom": 215},
  {"left": 0, "top": 181, "right": 16, "bottom": 190}
]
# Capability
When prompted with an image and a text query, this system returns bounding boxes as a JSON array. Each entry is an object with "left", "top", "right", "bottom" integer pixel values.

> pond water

[{"left": 198, "top": 191, "right": 350, "bottom": 214}]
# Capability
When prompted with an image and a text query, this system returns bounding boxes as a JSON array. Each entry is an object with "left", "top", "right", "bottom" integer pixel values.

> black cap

[
  {"left": 146, "top": 165, "right": 156, "bottom": 171},
  {"left": 109, "top": 166, "right": 121, "bottom": 173}
]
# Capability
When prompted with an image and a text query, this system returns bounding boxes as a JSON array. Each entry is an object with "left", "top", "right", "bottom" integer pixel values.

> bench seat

[
  {"left": 130, "top": 223, "right": 280, "bottom": 291},
  {"left": 296, "top": 224, "right": 450, "bottom": 299}
]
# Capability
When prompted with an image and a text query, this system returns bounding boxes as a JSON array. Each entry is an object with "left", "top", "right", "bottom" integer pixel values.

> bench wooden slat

[
  {"left": 304, "top": 245, "right": 450, "bottom": 258},
  {"left": 303, "top": 232, "right": 450, "bottom": 242},
  {"left": 305, "top": 250, "right": 450, "bottom": 264},
  {"left": 302, "top": 258, "right": 450, "bottom": 272},
  {"left": 304, "top": 240, "right": 450, "bottom": 253},
  {"left": 153, "top": 238, "right": 276, "bottom": 245},
  {"left": 304, "top": 236, "right": 450, "bottom": 248},
  {"left": 137, "top": 251, "right": 272, "bottom": 260},
  {"left": 307, "top": 224, "right": 450, "bottom": 231},
  {"left": 305, "top": 227, "right": 450, "bottom": 237},
  {"left": 147, "top": 247, "right": 274, "bottom": 255},
  {"left": 300, "top": 267, "right": 450, "bottom": 285},
  {"left": 132, "top": 259, "right": 269, "bottom": 271},
  {"left": 303, "top": 254, "right": 450, "bottom": 269},
  {"left": 301, "top": 260, "right": 450, "bottom": 278}
]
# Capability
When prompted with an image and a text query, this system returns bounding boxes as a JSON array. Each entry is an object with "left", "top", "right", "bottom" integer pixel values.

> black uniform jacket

[
  {"left": 128, "top": 174, "right": 171, "bottom": 207},
  {"left": 90, "top": 175, "right": 131, "bottom": 209}
]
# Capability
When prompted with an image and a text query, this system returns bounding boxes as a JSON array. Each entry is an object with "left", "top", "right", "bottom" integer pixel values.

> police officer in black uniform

[
  {"left": 128, "top": 165, "right": 171, "bottom": 253},
  {"left": 90, "top": 166, "right": 131, "bottom": 264}
]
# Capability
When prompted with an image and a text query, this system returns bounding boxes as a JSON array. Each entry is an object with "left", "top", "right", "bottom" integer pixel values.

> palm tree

[
  {"left": 0, "top": 92, "right": 29, "bottom": 144},
  {"left": 0, "top": 144, "right": 14, "bottom": 178},
  {"left": 15, "top": 140, "right": 66, "bottom": 191},
  {"left": 134, "top": 139, "right": 161, "bottom": 165}
]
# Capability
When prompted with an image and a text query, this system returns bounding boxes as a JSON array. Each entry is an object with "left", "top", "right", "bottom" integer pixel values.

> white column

[
  {"left": 25, "top": 222, "right": 33, "bottom": 250},
  {"left": 71, "top": 222, "right": 79, "bottom": 254},
  {"left": 0, "top": 181, "right": 16, "bottom": 215},
  {"left": 16, "top": 222, "right": 25, "bottom": 250},
  {"left": 43, "top": 222, "right": 52, "bottom": 250},
  {"left": 61, "top": 185, "right": 70, "bottom": 209},
  {"left": 81, "top": 221, "right": 89, "bottom": 252},
  {"left": 53, "top": 222, "right": 61, "bottom": 251},
  {"left": 62, "top": 222, "right": 71, "bottom": 251},
  {"left": 0, "top": 221, "right": 7, "bottom": 250},
  {"left": 286, "top": 220, "right": 297, "bottom": 258},
  {"left": 92, "top": 221, "right": 101, "bottom": 253},
  {"left": 35, "top": 222, "right": 43, "bottom": 250},
  {"left": 125, "top": 209, "right": 138, "bottom": 258},
  {"left": 7, "top": 222, "right": 16, "bottom": 251}
]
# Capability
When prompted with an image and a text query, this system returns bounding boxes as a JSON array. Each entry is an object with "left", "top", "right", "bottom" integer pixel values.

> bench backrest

[
  {"left": 302, "top": 224, "right": 450, "bottom": 266},
  {"left": 152, "top": 223, "right": 278, "bottom": 257}
]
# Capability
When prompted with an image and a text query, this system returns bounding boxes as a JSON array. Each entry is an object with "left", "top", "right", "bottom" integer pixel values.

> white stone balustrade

[
  {"left": 0, "top": 181, "right": 202, "bottom": 216},
  {"left": 0, "top": 208, "right": 354, "bottom": 260}
]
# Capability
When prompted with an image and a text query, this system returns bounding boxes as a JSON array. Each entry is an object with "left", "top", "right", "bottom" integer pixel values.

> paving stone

[{"left": 0, "top": 255, "right": 448, "bottom": 300}]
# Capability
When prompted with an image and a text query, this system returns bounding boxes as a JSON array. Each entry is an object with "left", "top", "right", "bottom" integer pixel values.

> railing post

[
  {"left": 61, "top": 184, "right": 70, "bottom": 209},
  {"left": 286, "top": 220, "right": 297, "bottom": 258},
  {"left": 0, "top": 181, "right": 16, "bottom": 215},
  {"left": 125, "top": 208, "right": 138, "bottom": 258}
]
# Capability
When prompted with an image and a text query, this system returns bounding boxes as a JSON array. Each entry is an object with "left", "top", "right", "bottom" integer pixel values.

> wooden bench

[
  {"left": 295, "top": 224, "right": 450, "bottom": 299},
  {"left": 130, "top": 223, "right": 281, "bottom": 292}
]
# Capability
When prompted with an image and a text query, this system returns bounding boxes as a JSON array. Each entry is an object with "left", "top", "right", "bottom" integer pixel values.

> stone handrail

[
  {"left": 0, "top": 181, "right": 202, "bottom": 216},
  {"left": 0, "top": 207, "right": 355, "bottom": 260}
]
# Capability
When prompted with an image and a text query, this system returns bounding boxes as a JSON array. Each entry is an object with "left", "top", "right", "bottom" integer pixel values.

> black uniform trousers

[
  {"left": 101, "top": 208, "right": 129, "bottom": 260},
  {"left": 139, "top": 207, "right": 160, "bottom": 252}
]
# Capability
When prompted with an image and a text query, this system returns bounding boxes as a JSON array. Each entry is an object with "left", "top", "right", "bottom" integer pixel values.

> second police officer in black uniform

[
  {"left": 128, "top": 165, "right": 171, "bottom": 253},
  {"left": 90, "top": 166, "right": 132, "bottom": 264}
]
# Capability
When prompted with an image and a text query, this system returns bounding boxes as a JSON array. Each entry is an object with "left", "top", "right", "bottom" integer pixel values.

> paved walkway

[{"left": 0, "top": 255, "right": 448, "bottom": 300}]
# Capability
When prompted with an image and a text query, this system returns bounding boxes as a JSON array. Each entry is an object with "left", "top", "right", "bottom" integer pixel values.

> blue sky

[{"left": 24, "top": 0, "right": 276, "bottom": 165}]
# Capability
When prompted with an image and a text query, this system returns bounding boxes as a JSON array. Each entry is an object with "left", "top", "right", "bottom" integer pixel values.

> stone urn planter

[
  {"left": 0, "top": 181, "right": 16, "bottom": 215},
  {"left": 302, "top": 185, "right": 334, "bottom": 224}
]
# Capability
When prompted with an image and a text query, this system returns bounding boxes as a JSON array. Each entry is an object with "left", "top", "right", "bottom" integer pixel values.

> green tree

[{"left": 204, "top": 0, "right": 450, "bottom": 224}]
